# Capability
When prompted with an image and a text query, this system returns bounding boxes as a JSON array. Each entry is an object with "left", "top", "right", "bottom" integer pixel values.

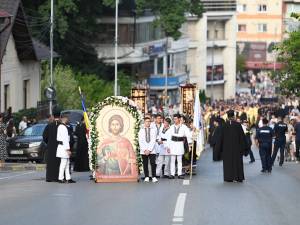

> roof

[
  {"left": 0, "top": 0, "right": 37, "bottom": 61},
  {"left": 33, "top": 39, "right": 59, "bottom": 60},
  {"left": 0, "top": 10, "right": 11, "bottom": 18}
]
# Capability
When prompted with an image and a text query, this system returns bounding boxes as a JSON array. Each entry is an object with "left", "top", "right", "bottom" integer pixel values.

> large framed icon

[{"left": 89, "top": 96, "right": 142, "bottom": 183}]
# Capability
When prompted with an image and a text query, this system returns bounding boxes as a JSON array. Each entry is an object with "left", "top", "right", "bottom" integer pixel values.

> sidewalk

[{"left": 0, "top": 163, "right": 46, "bottom": 172}]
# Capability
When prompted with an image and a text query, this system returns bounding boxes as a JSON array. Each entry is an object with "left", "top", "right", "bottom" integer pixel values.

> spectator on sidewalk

[{"left": 18, "top": 116, "right": 27, "bottom": 133}]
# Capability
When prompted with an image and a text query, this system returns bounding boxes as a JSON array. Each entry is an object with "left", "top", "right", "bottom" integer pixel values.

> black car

[{"left": 6, "top": 123, "right": 47, "bottom": 163}]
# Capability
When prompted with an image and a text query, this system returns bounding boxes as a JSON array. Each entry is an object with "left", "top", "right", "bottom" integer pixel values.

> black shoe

[
  {"left": 168, "top": 175, "right": 175, "bottom": 179},
  {"left": 279, "top": 164, "right": 283, "bottom": 167},
  {"left": 178, "top": 175, "right": 185, "bottom": 179},
  {"left": 66, "top": 179, "right": 76, "bottom": 183},
  {"left": 163, "top": 175, "right": 170, "bottom": 179},
  {"left": 224, "top": 180, "right": 233, "bottom": 182},
  {"left": 249, "top": 160, "right": 255, "bottom": 164},
  {"left": 236, "top": 180, "right": 243, "bottom": 183},
  {"left": 58, "top": 180, "right": 65, "bottom": 183},
  {"left": 261, "top": 170, "right": 267, "bottom": 173}
]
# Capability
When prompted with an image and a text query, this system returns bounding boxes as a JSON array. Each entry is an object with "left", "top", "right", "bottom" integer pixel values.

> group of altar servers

[{"left": 138, "top": 113, "right": 193, "bottom": 183}]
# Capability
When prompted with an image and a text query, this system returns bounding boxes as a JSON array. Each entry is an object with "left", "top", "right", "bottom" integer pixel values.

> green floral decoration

[{"left": 88, "top": 96, "right": 143, "bottom": 175}]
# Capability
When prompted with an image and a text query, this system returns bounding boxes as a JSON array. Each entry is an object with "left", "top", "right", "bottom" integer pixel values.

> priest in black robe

[
  {"left": 211, "top": 118, "right": 223, "bottom": 161},
  {"left": 43, "top": 115, "right": 61, "bottom": 182},
  {"left": 73, "top": 118, "right": 90, "bottom": 172},
  {"left": 215, "top": 110, "right": 247, "bottom": 182}
]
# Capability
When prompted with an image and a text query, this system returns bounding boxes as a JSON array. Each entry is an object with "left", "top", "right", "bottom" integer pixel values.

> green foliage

[
  {"left": 236, "top": 54, "right": 246, "bottom": 73},
  {"left": 273, "top": 30, "right": 300, "bottom": 96},
  {"left": 41, "top": 62, "right": 132, "bottom": 110},
  {"left": 136, "top": 0, "right": 203, "bottom": 40},
  {"left": 199, "top": 89, "right": 206, "bottom": 104},
  {"left": 42, "top": 63, "right": 81, "bottom": 109}
]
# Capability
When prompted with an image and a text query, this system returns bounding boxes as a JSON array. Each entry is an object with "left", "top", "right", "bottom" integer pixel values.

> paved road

[{"left": 0, "top": 148, "right": 300, "bottom": 225}]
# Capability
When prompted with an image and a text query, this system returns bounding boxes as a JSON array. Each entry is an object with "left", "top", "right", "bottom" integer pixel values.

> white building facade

[
  {"left": 1, "top": 35, "right": 41, "bottom": 112},
  {"left": 187, "top": 0, "right": 237, "bottom": 100}
]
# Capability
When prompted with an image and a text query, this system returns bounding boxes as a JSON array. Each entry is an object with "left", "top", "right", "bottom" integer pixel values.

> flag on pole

[
  {"left": 193, "top": 90, "right": 205, "bottom": 157},
  {"left": 78, "top": 87, "right": 90, "bottom": 136}
]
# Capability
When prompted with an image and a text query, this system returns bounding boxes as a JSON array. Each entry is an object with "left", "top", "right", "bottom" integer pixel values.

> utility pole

[
  {"left": 210, "top": 22, "right": 216, "bottom": 102},
  {"left": 114, "top": 0, "right": 119, "bottom": 96},
  {"left": 49, "top": 0, "right": 54, "bottom": 115}
]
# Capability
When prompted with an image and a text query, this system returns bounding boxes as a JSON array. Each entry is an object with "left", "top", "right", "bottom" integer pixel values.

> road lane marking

[
  {"left": 173, "top": 217, "right": 184, "bottom": 222},
  {"left": 183, "top": 180, "right": 190, "bottom": 185},
  {"left": 174, "top": 193, "right": 187, "bottom": 217},
  {"left": 0, "top": 171, "right": 35, "bottom": 180}
]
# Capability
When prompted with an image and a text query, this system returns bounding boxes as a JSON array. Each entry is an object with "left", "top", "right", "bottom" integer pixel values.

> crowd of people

[
  {"left": 204, "top": 99, "right": 300, "bottom": 182},
  {"left": 0, "top": 112, "right": 39, "bottom": 167}
]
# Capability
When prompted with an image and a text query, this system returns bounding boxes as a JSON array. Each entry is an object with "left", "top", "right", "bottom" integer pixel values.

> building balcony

[{"left": 207, "top": 39, "right": 227, "bottom": 47}]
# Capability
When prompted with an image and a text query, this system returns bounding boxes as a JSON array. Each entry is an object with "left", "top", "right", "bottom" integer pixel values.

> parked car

[
  {"left": 6, "top": 121, "right": 79, "bottom": 163},
  {"left": 6, "top": 123, "right": 47, "bottom": 163}
]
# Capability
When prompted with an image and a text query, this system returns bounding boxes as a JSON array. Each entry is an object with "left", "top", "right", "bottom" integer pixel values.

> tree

[
  {"left": 41, "top": 63, "right": 81, "bottom": 109},
  {"left": 273, "top": 30, "right": 300, "bottom": 96},
  {"left": 136, "top": 0, "right": 203, "bottom": 40},
  {"left": 236, "top": 54, "right": 246, "bottom": 74}
]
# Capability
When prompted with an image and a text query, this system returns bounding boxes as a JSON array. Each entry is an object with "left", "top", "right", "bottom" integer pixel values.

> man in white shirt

[
  {"left": 138, "top": 117, "right": 158, "bottom": 183},
  {"left": 56, "top": 115, "right": 76, "bottom": 183},
  {"left": 18, "top": 116, "right": 27, "bottom": 132},
  {"left": 167, "top": 114, "right": 192, "bottom": 179}
]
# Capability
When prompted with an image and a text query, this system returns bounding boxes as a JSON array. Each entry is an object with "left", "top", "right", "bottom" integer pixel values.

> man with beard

[
  {"left": 215, "top": 110, "right": 247, "bottom": 182},
  {"left": 43, "top": 113, "right": 61, "bottom": 182}
]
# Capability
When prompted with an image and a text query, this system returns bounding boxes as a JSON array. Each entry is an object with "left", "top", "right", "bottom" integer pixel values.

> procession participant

[
  {"left": 156, "top": 118, "right": 171, "bottom": 178},
  {"left": 43, "top": 114, "right": 60, "bottom": 182},
  {"left": 211, "top": 118, "right": 223, "bottom": 161},
  {"left": 255, "top": 118, "right": 273, "bottom": 173},
  {"left": 57, "top": 114, "right": 76, "bottom": 183},
  {"left": 271, "top": 116, "right": 288, "bottom": 167},
  {"left": 138, "top": 117, "right": 158, "bottom": 183},
  {"left": 215, "top": 110, "right": 247, "bottom": 182},
  {"left": 241, "top": 120, "right": 255, "bottom": 163},
  {"left": 74, "top": 116, "right": 90, "bottom": 172},
  {"left": 167, "top": 114, "right": 192, "bottom": 179}
]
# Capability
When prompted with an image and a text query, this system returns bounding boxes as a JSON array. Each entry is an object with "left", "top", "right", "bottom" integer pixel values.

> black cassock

[
  {"left": 43, "top": 121, "right": 61, "bottom": 182},
  {"left": 73, "top": 123, "right": 90, "bottom": 172},
  {"left": 216, "top": 120, "right": 247, "bottom": 182},
  {"left": 211, "top": 126, "right": 222, "bottom": 161}
]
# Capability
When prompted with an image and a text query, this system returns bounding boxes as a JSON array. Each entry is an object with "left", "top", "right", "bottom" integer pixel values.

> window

[
  {"left": 258, "top": 4, "right": 267, "bottom": 12},
  {"left": 237, "top": 4, "right": 247, "bottom": 12},
  {"left": 4, "top": 84, "right": 10, "bottom": 111},
  {"left": 258, "top": 24, "right": 267, "bottom": 32},
  {"left": 238, "top": 24, "right": 247, "bottom": 32},
  {"left": 23, "top": 79, "right": 30, "bottom": 109}
]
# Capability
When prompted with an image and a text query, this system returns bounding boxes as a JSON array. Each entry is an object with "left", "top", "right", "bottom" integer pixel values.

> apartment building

[
  {"left": 187, "top": 0, "right": 237, "bottom": 100},
  {"left": 283, "top": 0, "right": 300, "bottom": 36},
  {"left": 94, "top": 1, "right": 189, "bottom": 106},
  {"left": 236, "top": 0, "right": 283, "bottom": 71}
]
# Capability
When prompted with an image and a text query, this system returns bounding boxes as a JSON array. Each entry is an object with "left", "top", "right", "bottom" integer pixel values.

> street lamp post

[
  {"left": 114, "top": 0, "right": 119, "bottom": 96},
  {"left": 49, "top": 0, "right": 54, "bottom": 115}
]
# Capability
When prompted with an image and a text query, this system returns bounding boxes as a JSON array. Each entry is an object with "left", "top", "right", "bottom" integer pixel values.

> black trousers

[
  {"left": 296, "top": 140, "right": 300, "bottom": 160},
  {"left": 271, "top": 140, "right": 285, "bottom": 166},
  {"left": 142, "top": 154, "right": 156, "bottom": 178},
  {"left": 259, "top": 143, "right": 272, "bottom": 171}
]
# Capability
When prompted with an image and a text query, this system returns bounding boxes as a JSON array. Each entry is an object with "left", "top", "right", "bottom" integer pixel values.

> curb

[{"left": 0, "top": 163, "right": 46, "bottom": 172}]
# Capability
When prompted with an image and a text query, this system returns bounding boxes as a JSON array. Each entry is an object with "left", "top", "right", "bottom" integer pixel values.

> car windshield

[{"left": 21, "top": 124, "right": 46, "bottom": 136}]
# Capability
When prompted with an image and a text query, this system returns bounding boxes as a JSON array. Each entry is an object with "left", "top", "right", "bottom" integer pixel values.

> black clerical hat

[{"left": 227, "top": 110, "right": 235, "bottom": 118}]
